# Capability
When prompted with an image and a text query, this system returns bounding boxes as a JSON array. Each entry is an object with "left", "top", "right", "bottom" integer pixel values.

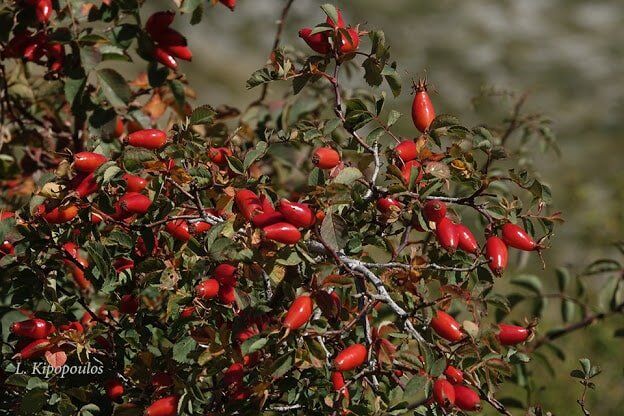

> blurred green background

[{"left": 147, "top": 0, "right": 624, "bottom": 413}]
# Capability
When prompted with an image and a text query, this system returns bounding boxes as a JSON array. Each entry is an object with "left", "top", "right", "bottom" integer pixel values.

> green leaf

[
  {"left": 323, "top": 118, "right": 341, "bottom": 135},
  {"left": 320, "top": 210, "right": 347, "bottom": 251},
  {"left": 561, "top": 298, "right": 575, "bottom": 323},
  {"left": 367, "top": 127, "right": 385, "bottom": 144},
  {"left": 308, "top": 167, "right": 324, "bottom": 186},
  {"left": 333, "top": 167, "right": 362, "bottom": 185},
  {"left": 271, "top": 351, "right": 294, "bottom": 378},
  {"left": 226, "top": 156, "right": 244, "bottom": 175},
  {"left": 169, "top": 80, "right": 186, "bottom": 108},
  {"left": 19, "top": 390, "right": 46, "bottom": 414},
  {"left": 430, "top": 114, "right": 460, "bottom": 130},
  {"left": 429, "top": 357, "right": 446, "bottom": 377},
  {"left": 320, "top": 4, "right": 339, "bottom": 25},
  {"left": 180, "top": 0, "right": 202, "bottom": 13},
  {"left": 382, "top": 64, "right": 402, "bottom": 97},
  {"left": 0, "top": 10, "right": 13, "bottom": 42},
  {"left": 579, "top": 358, "right": 591, "bottom": 375},
  {"left": 344, "top": 99, "right": 372, "bottom": 131},
  {"left": 583, "top": 259, "right": 622, "bottom": 276},
  {"left": 190, "top": 2, "right": 204, "bottom": 24},
  {"left": 241, "top": 335, "right": 269, "bottom": 356},
  {"left": 247, "top": 68, "right": 275, "bottom": 89},
  {"left": 64, "top": 76, "right": 86, "bottom": 110},
  {"left": 556, "top": 267, "right": 570, "bottom": 292},
  {"left": 97, "top": 68, "right": 131, "bottom": 107},
  {"left": 511, "top": 274, "right": 543, "bottom": 294},
  {"left": 84, "top": 241, "right": 113, "bottom": 281},
  {"left": 148, "top": 62, "right": 169, "bottom": 87},
  {"left": 173, "top": 336, "right": 197, "bottom": 363},
  {"left": 402, "top": 374, "right": 427, "bottom": 402},
  {"left": 243, "top": 141, "right": 268, "bottom": 170},
  {"left": 499, "top": 397, "right": 524, "bottom": 409},
  {"left": 363, "top": 57, "right": 383, "bottom": 87},
  {"left": 190, "top": 105, "right": 216, "bottom": 125},
  {"left": 387, "top": 110, "right": 401, "bottom": 127}
]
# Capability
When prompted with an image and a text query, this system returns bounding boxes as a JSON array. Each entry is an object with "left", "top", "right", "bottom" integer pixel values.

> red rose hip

[
  {"left": 486, "top": 236, "right": 508, "bottom": 276},
  {"left": 411, "top": 79, "right": 436, "bottom": 133},
  {"left": 433, "top": 378, "right": 455, "bottom": 408},
  {"left": 454, "top": 385, "right": 481, "bottom": 411},
  {"left": 334, "top": 343, "right": 367, "bottom": 371},
  {"left": 435, "top": 217, "right": 459, "bottom": 253},
  {"left": 430, "top": 310, "right": 463, "bottom": 342},
  {"left": 423, "top": 200, "right": 447, "bottom": 223},
  {"left": 313, "top": 147, "right": 341, "bottom": 169},
  {"left": 127, "top": 129, "right": 167, "bottom": 149},
  {"left": 283, "top": 295, "right": 314, "bottom": 330},
  {"left": 497, "top": 323, "right": 530, "bottom": 345},
  {"left": 262, "top": 222, "right": 301, "bottom": 245},
  {"left": 502, "top": 223, "right": 537, "bottom": 251}
]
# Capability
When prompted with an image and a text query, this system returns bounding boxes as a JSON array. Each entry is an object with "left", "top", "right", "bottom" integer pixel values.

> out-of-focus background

[{"left": 147, "top": 1, "right": 623, "bottom": 413}]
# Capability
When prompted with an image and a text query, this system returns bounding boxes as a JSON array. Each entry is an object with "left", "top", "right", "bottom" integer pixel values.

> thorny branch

[{"left": 307, "top": 240, "right": 427, "bottom": 344}]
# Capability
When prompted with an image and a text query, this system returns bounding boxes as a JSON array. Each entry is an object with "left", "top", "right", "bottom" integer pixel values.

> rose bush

[{"left": 0, "top": 1, "right": 622, "bottom": 415}]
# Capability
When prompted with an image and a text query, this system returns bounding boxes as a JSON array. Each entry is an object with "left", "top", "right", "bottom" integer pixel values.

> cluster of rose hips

[
  {"left": 236, "top": 189, "right": 316, "bottom": 243},
  {"left": 145, "top": 12, "right": 193, "bottom": 71},
  {"left": 421, "top": 198, "right": 540, "bottom": 276},
  {"left": 9, "top": 317, "right": 56, "bottom": 361},
  {"left": 1, "top": 0, "right": 64, "bottom": 77},
  {"left": 3, "top": 30, "right": 64, "bottom": 77},
  {"left": 105, "top": 376, "right": 178, "bottom": 416},
  {"left": 33, "top": 129, "right": 168, "bottom": 293},
  {"left": 0, "top": 4, "right": 551, "bottom": 413},
  {"left": 37, "top": 128, "right": 166, "bottom": 226},
  {"left": 9, "top": 294, "right": 177, "bottom": 413},
  {"left": 299, "top": 9, "right": 361, "bottom": 56},
  {"left": 292, "top": 71, "right": 541, "bottom": 411}
]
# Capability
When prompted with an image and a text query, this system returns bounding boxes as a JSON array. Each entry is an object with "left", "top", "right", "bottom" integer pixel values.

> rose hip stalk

[
  {"left": 219, "top": 0, "right": 236, "bottom": 11},
  {"left": 235, "top": 189, "right": 263, "bottom": 221},
  {"left": 454, "top": 385, "right": 481, "bottom": 411},
  {"left": 422, "top": 200, "right": 446, "bottom": 223},
  {"left": 455, "top": 224, "right": 479, "bottom": 254},
  {"left": 497, "top": 323, "right": 531, "bottom": 345},
  {"left": 73, "top": 152, "right": 108, "bottom": 173},
  {"left": 377, "top": 197, "right": 402, "bottom": 216},
  {"left": 400, "top": 160, "right": 423, "bottom": 185}
]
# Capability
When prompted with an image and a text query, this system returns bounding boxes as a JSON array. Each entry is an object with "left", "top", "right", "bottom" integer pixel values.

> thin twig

[
  {"left": 254, "top": 0, "right": 296, "bottom": 105},
  {"left": 528, "top": 302, "right": 624, "bottom": 352}
]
